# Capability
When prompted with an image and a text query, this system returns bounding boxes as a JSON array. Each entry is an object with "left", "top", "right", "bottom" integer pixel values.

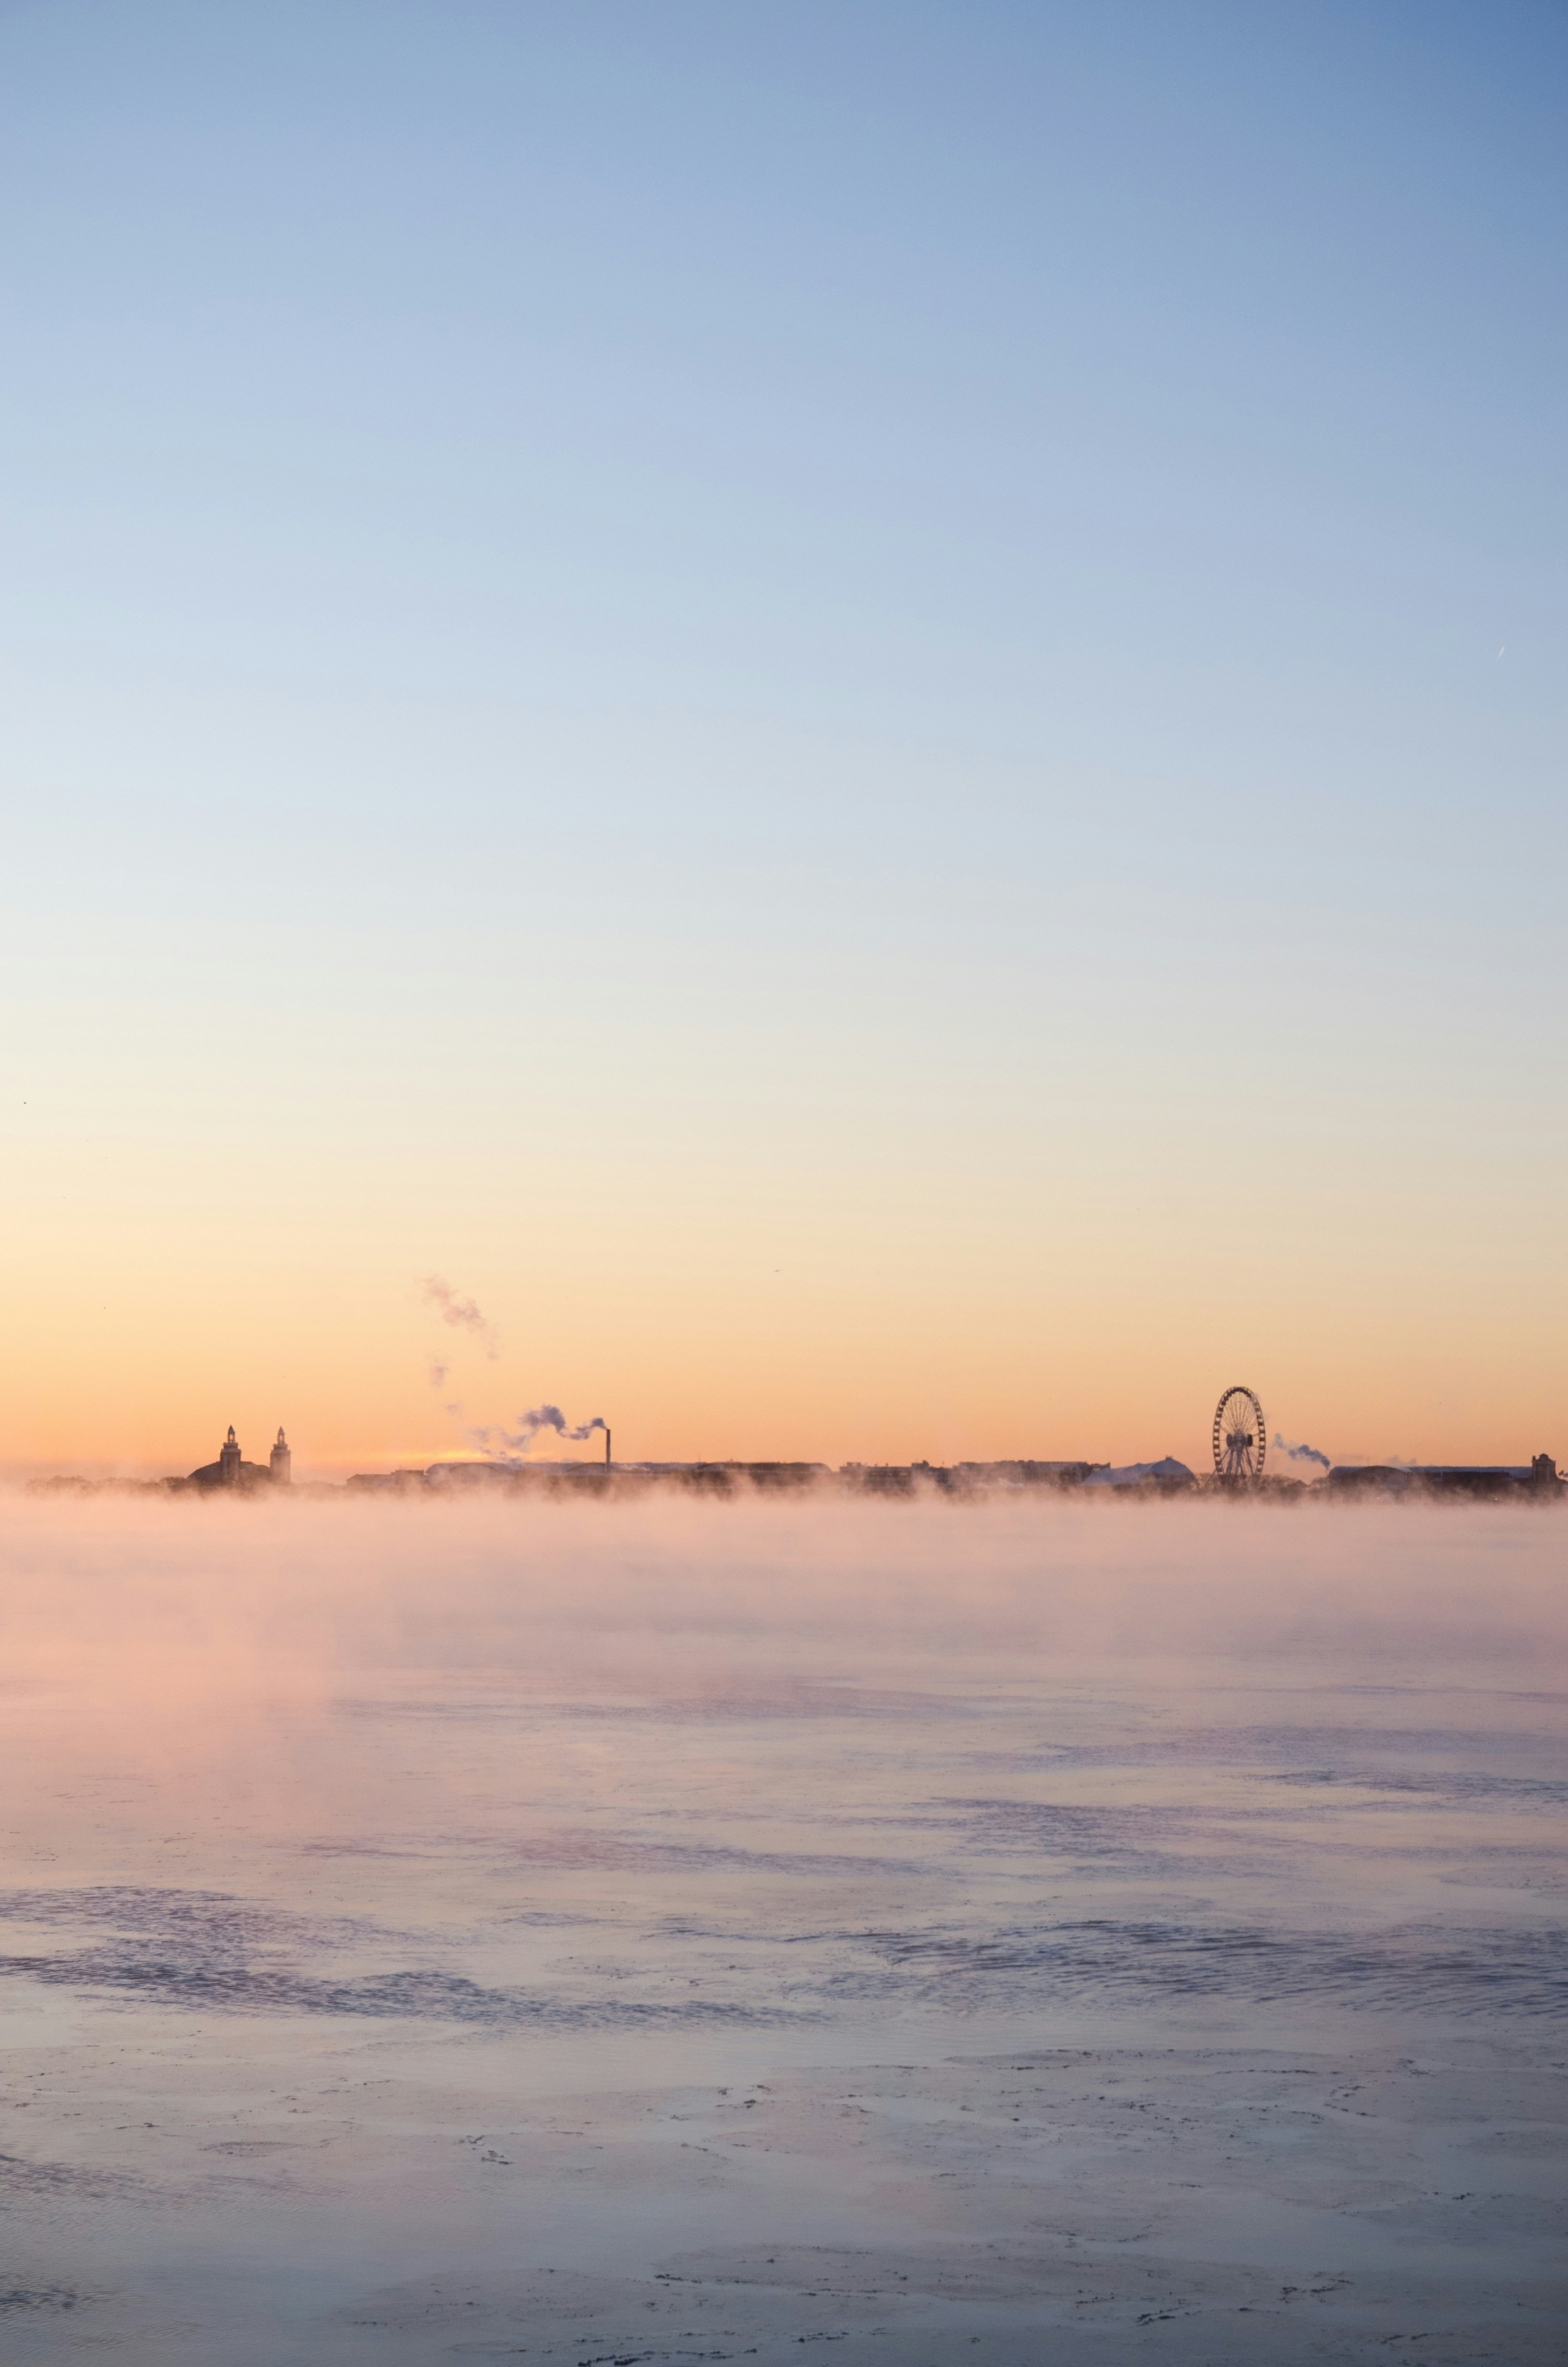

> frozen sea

[{"left": 0, "top": 1488, "right": 1563, "bottom": 2362}]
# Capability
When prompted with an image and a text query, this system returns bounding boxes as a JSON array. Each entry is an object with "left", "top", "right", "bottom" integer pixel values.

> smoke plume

[
  {"left": 1274, "top": 1434, "right": 1331, "bottom": 1471},
  {"left": 422, "top": 1276, "right": 500, "bottom": 1359},
  {"left": 469, "top": 1404, "right": 608, "bottom": 1462}
]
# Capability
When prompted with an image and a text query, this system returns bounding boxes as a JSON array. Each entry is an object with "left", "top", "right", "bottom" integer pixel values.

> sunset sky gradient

[{"left": 3, "top": 1, "right": 1565, "bottom": 1476}]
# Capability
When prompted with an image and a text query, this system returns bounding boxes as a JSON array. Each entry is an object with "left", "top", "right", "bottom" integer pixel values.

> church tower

[
  {"left": 270, "top": 1427, "right": 292, "bottom": 1484},
  {"left": 219, "top": 1425, "right": 242, "bottom": 1486}
]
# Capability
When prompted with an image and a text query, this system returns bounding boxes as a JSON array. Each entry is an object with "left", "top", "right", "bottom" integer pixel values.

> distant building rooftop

[
  {"left": 1328, "top": 1457, "right": 1559, "bottom": 1497},
  {"left": 1083, "top": 1457, "right": 1196, "bottom": 1491}
]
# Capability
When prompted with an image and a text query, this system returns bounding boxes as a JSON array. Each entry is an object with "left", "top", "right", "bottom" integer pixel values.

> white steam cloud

[
  {"left": 422, "top": 1276, "right": 500, "bottom": 1359},
  {"left": 1274, "top": 1433, "right": 1332, "bottom": 1471}
]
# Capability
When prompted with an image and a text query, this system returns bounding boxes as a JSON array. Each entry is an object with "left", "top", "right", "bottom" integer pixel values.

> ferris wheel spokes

[{"left": 1212, "top": 1385, "right": 1266, "bottom": 1484}]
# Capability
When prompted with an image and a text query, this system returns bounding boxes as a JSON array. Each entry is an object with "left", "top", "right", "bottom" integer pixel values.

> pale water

[{"left": 0, "top": 1491, "right": 1563, "bottom": 2361}]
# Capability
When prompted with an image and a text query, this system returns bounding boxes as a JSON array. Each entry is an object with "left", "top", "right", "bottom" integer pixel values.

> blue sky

[{"left": 2, "top": 2, "right": 1565, "bottom": 1467}]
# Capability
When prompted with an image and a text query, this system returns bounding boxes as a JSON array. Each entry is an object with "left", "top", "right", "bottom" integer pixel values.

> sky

[{"left": 2, "top": 0, "right": 1565, "bottom": 1477}]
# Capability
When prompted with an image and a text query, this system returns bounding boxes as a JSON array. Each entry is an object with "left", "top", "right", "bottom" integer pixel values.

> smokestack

[{"left": 605, "top": 1426, "right": 612, "bottom": 1470}]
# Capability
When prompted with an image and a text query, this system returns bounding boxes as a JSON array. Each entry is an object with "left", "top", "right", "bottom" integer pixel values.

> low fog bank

[{"left": 0, "top": 1490, "right": 1562, "bottom": 1711}]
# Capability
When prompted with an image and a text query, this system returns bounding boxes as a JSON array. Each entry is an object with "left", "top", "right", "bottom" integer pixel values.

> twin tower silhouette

[{"left": 186, "top": 1425, "right": 291, "bottom": 1489}]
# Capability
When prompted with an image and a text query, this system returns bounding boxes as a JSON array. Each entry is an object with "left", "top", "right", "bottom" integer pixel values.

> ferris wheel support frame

[{"left": 1212, "top": 1385, "right": 1267, "bottom": 1484}]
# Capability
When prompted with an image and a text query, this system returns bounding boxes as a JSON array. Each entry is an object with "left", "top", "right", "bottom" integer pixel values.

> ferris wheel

[{"left": 1213, "top": 1385, "right": 1266, "bottom": 1483}]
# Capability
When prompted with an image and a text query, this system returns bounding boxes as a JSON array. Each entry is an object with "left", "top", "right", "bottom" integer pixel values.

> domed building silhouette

[{"left": 186, "top": 1425, "right": 291, "bottom": 1490}]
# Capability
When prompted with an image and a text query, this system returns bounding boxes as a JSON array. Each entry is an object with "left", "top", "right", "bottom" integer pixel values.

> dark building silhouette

[
  {"left": 1328, "top": 1455, "right": 1561, "bottom": 1499},
  {"left": 186, "top": 1425, "right": 289, "bottom": 1490}
]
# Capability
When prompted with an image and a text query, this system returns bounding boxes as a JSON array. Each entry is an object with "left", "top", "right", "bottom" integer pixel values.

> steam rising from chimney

[
  {"left": 468, "top": 1404, "right": 609, "bottom": 1463},
  {"left": 422, "top": 1276, "right": 500, "bottom": 1359},
  {"left": 1274, "top": 1434, "right": 1331, "bottom": 1471},
  {"left": 417, "top": 1277, "right": 605, "bottom": 1463}
]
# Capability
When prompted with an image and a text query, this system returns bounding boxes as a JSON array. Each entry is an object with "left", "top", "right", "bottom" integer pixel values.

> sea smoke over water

[
  {"left": 0, "top": 1491, "right": 1561, "bottom": 2361},
  {"left": 0, "top": 1490, "right": 1562, "bottom": 1716}
]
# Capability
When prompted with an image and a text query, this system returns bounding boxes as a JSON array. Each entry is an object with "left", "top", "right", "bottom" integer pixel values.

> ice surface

[{"left": 0, "top": 1491, "right": 1562, "bottom": 2360}]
